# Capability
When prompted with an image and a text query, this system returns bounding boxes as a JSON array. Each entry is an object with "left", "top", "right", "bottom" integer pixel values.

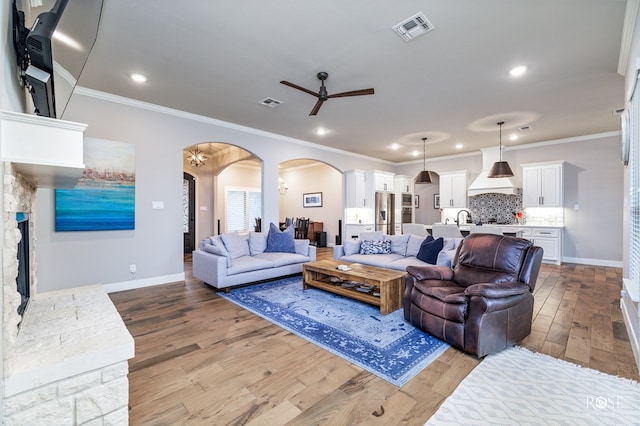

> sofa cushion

[
  {"left": 220, "top": 232, "right": 250, "bottom": 259},
  {"left": 387, "top": 256, "right": 433, "bottom": 271},
  {"left": 436, "top": 249, "right": 457, "bottom": 268},
  {"left": 443, "top": 237, "right": 463, "bottom": 251},
  {"left": 249, "top": 232, "right": 268, "bottom": 255},
  {"left": 226, "top": 255, "right": 274, "bottom": 275},
  {"left": 294, "top": 239, "right": 310, "bottom": 256},
  {"left": 417, "top": 236, "right": 443, "bottom": 264},
  {"left": 339, "top": 253, "right": 402, "bottom": 268},
  {"left": 254, "top": 252, "right": 309, "bottom": 267},
  {"left": 343, "top": 239, "right": 361, "bottom": 256},
  {"left": 202, "top": 243, "right": 232, "bottom": 267},
  {"left": 360, "top": 231, "right": 384, "bottom": 241},
  {"left": 265, "top": 223, "right": 295, "bottom": 253},
  {"left": 360, "top": 239, "right": 391, "bottom": 254},
  {"left": 385, "top": 234, "right": 410, "bottom": 256},
  {"left": 406, "top": 234, "right": 427, "bottom": 257}
]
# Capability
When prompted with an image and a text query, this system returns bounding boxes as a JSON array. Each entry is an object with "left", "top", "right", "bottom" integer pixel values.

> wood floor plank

[{"left": 109, "top": 249, "right": 639, "bottom": 425}]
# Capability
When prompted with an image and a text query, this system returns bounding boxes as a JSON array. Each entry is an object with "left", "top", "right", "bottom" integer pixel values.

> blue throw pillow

[
  {"left": 416, "top": 236, "right": 443, "bottom": 264},
  {"left": 359, "top": 239, "right": 391, "bottom": 254},
  {"left": 265, "top": 223, "right": 295, "bottom": 253}
]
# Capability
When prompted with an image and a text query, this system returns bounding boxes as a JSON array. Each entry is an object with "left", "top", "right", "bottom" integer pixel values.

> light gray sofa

[
  {"left": 193, "top": 231, "right": 316, "bottom": 291},
  {"left": 333, "top": 231, "right": 462, "bottom": 271}
]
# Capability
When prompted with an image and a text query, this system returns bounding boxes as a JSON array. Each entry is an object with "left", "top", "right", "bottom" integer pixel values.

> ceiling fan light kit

[
  {"left": 280, "top": 72, "right": 374, "bottom": 116},
  {"left": 488, "top": 121, "right": 515, "bottom": 178}
]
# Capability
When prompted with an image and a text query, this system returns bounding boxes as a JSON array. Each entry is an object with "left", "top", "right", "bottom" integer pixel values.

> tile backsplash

[{"left": 468, "top": 192, "right": 523, "bottom": 224}]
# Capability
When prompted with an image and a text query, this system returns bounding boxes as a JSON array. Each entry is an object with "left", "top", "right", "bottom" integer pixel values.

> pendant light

[
  {"left": 414, "top": 137, "right": 433, "bottom": 184},
  {"left": 488, "top": 121, "right": 514, "bottom": 178}
]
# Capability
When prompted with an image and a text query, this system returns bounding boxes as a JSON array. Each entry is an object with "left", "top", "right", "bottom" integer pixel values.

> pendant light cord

[
  {"left": 422, "top": 137, "right": 427, "bottom": 170},
  {"left": 497, "top": 121, "right": 504, "bottom": 161}
]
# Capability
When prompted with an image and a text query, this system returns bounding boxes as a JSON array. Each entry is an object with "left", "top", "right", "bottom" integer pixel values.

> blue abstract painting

[{"left": 55, "top": 139, "right": 135, "bottom": 231}]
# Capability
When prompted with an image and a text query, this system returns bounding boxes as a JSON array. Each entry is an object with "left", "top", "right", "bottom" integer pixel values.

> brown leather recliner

[{"left": 404, "top": 233, "right": 543, "bottom": 357}]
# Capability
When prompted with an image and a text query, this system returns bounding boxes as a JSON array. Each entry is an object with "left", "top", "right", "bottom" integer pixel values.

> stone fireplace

[{"left": 1, "top": 112, "right": 134, "bottom": 424}]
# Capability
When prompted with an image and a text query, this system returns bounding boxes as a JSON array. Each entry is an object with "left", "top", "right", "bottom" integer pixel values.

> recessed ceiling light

[
  {"left": 509, "top": 65, "right": 528, "bottom": 77},
  {"left": 315, "top": 128, "right": 328, "bottom": 136},
  {"left": 411, "top": 150, "right": 420, "bottom": 157},
  {"left": 510, "top": 134, "right": 518, "bottom": 141},
  {"left": 130, "top": 73, "right": 148, "bottom": 83},
  {"left": 455, "top": 143, "right": 463, "bottom": 150},
  {"left": 391, "top": 143, "right": 399, "bottom": 150}
]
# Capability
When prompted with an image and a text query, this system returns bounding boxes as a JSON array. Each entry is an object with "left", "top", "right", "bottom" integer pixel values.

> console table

[{"left": 308, "top": 221, "right": 323, "bottom": 244}]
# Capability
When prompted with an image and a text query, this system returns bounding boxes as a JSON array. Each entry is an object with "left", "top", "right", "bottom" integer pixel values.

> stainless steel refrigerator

[{"left": 375, "top": 192, "right": 395, "bottom": 235}]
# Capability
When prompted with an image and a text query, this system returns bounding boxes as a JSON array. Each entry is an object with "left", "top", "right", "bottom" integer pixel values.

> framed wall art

[
  {"left": 434, "top": 194, "right": 440, "bottom": 209},
  {"left": 303, "top": 192, "right": 323, "bottom": 208},
  {"left": 55, "top": 139, "right": 136, "bottom": 231}
]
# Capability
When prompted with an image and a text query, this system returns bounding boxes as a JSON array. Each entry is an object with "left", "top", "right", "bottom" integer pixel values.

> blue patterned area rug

[{"left": 220, "top": 276, "right": 449, "bottom": 387}]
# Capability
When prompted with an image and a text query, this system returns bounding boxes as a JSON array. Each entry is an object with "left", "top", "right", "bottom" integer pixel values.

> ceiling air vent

[
  {"left": 392, "top": 12, "right": 434, "bottom": 42},
  {"left": 518, "top": 125, "right": 532, "bottom": 132},
  {"left": 259, "top": 97, "right": 283, "bottom": 108}
]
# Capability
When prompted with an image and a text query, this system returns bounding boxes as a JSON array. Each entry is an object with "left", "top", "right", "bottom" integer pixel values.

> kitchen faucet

[{"left": 456, "top": 209, "right": 472, "bottom": 226}]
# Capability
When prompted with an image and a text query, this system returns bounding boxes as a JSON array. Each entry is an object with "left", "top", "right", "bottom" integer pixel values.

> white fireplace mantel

[{"left": 0, "top": 110, "right": 86, "bottom": 188}]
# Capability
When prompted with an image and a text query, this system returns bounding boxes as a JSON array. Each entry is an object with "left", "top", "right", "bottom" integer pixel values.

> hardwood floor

[{"left": 109, "top": 248, "right": 639, "bottom": 425}]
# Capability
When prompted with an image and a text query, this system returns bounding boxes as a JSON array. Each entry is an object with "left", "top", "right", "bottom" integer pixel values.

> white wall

[
  {"left": 278, "top": 163, "right": 343, "bottom": 244},
  {"left": 34, "top": 90, "right": 390, "bottom": 291}
]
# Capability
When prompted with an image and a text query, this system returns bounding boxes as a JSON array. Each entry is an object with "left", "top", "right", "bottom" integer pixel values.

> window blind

[
  {"left": 225, "top": 187, "right": 261, "bottom": 232},
  {"left": 629, "top": 72, "right": 640, "bottom": 299}
]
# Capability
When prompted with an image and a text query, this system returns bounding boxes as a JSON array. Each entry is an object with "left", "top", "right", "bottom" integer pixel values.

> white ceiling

[{"left": 70, "top": 0, "right": 628, "bottom": 163}]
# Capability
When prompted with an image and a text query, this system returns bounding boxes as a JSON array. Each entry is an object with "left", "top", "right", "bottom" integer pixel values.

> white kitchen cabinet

[
  {"left": 439, "top": 171, "right": 468, "bottom": 208},
  {"left": 394, "top": 175, "right": 413, "bottom": 194},
  {"left": 518, "top": 227, "right": 561, "bottom": 264},
  {"left": 522, "top": 162, "right": 563, "bottom": 207},
  {"left": 344, "top": 224, "right": 375, "bottom": 240},
  {"left": 345, "top": 170, "right": 367, "bottom": 208},
  {"left": 371, "top": 171, "right": 394, "bottom": 192}
]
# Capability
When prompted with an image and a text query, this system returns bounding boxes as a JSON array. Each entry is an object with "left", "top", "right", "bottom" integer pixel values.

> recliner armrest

[
  {"left": 406, "top": 265, "right": 454, "bottom": 281},
  {"left": 464, "top": 282, "right": 530, "bottom": 298}
]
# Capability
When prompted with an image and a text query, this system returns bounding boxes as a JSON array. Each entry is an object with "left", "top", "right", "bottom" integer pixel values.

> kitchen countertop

[{"left": 427, "top": 223, "right": 564, "bottom": 230}]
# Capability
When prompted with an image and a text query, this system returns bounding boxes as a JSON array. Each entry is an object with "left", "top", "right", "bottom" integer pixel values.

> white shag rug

[{"left": 427, "top": 346, "right": 640, "bottom": 425}]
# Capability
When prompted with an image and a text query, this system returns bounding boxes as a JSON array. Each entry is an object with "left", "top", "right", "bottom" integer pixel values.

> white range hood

[{"left": 467, "top": 147, "right": 520, "bottom": 196}]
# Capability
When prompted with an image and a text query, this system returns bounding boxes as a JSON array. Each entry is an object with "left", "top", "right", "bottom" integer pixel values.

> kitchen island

[{"left": 425, "top": 223, "right": 563, "bottom": 265}]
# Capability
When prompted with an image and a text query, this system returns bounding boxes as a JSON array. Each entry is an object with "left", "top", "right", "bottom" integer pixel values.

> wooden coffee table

[{"left": 302, "top": 259, "right": 407, "bottom": 314}]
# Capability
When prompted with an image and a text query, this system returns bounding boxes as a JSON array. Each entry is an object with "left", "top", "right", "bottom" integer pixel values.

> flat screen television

[{"left": 12, "top": 0, "right": 104, "bottom": 119}]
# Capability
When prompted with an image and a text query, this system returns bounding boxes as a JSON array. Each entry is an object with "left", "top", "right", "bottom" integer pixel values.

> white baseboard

[
  {"left": 102, "top": 273, "right": 186, "bottom": 293},
  {"left": 620, "top": 296, "right": 640, "bottom": 374},
  {"left": 561, "top": 257, "right": 623, "bottom": 268}
]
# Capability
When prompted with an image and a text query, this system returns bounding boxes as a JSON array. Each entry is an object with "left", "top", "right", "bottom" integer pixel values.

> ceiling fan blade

[
  {"left": 280, "top": 80, "right": 319, "bottom": 97},
  {"left": 327, "top": 88, "right": 375, "bottom": 99},
  {"left": 309, "top": 99, "right": 324, "bottom": 116}
]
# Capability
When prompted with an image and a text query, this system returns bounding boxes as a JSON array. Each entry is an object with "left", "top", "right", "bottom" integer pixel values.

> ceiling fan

[{"left": 280, "top": 72, "right": 374, "bottom": 116}]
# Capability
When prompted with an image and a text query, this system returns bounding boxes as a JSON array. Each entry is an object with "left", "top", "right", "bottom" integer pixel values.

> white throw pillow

[
  {"left": 343, "top": 239, "right": 362, "bottom": 256},
  {"left": 220, "top": 232, "right": 250, "bottom": 259},
  {"left": 249, "top": 232, "right": 268, "bottom": 255},
  {"left": 294, "top": 239, "right": 310, "bottom": 256},
  {"left": 202, "top": 243, "right": 232, "bottom": 267},
  {"left": 406, "top": 234, "right": 427, "bottom": 257},
  {"left": 385, "top": 234, "right": 410, "bottom": 256}
]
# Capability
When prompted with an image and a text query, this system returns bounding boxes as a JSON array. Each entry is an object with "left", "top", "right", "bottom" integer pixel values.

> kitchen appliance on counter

[{"left": 375, "top": 192, "right": 395, "bottom": 234}]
